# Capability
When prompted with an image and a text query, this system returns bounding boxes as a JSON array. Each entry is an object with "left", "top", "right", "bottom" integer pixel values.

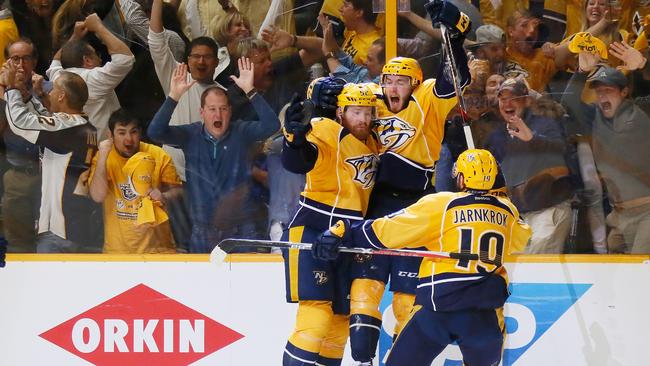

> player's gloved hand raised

[
  {"left": 425, "top": 0, "right": 471, "bottom": 39},
  {"left": 282, "top": 94, "right": 312, "bottom": 147},
  {"left": 0, "top": 235, "right": 7, "bottom": 268},
  {"left": 308, "top": 76, "right": 346, "bottom": 111},
  {"left": 312, "top": 219, "right": 350, "bottom": 261}
]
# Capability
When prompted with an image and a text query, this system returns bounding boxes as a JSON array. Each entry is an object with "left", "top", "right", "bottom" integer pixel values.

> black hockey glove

[
  {"left": 283, "top": 95, "right": 312, "bottom": 147},
  {"left": 425, "top": 0, "right": 471, "bottom": 40},
  {"left": 312, "top": 219, "right": 350, "bottom": 261},
  {"left": 308, "top": 76, "right": 346, "bottom": 112}
]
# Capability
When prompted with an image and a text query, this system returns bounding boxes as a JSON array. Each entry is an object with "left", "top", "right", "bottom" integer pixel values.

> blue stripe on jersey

[
  {"left": 416, "top": 272, "right": 509, "bottom": 311},
  {"left": 350, "top": 220, "right": 386, "bottom": 249},
  {"left": 446, "top": 194, "right": 514, "bottom": 217}
]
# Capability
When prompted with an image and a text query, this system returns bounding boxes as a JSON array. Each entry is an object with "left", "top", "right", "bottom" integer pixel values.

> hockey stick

[
  {"left": 440, "top": 24, "right": 475, "bottom": 150},
  {"left": 210, "top": 238, "right": 479, "bottom": 264}
]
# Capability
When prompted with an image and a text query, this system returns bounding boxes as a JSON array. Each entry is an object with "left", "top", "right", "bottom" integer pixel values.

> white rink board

[{"left": 0, "top": 255, "right": 649, "bottom": 365}]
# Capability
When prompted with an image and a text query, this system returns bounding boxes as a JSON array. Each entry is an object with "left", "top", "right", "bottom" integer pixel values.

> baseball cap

[
  {"left": 497, "top": 78, "right": 529, "bottom": 97},
  {"left": 588, "top": 67, "right": 628, "bottom": 89},
  {"left": 466, "top": 24, "right": 505, "bottom": 49}
]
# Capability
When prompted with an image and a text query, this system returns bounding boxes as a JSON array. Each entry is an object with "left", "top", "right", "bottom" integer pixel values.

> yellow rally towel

[
  {"left": 122, "top": 152, "right": 168, "bottom": 226},
  {"left": 566, "top": 32, "right": 608, "bottom": 60}
]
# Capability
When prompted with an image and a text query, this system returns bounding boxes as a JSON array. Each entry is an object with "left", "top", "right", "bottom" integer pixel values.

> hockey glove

[
  {"left": 283, "top": 94, "right": 312, "bottom": 147},
  {"left": 425, "top": 0, "right": 471, "bottom": 40},
  {"left": 312, "top": 219, "right": 350, "bottom": 261},
  {"left": 308, "top": 76, "right": 346, "bottom": 112},
  {"left": 0, "top": 236, "right": 7, "bottom": 268}
]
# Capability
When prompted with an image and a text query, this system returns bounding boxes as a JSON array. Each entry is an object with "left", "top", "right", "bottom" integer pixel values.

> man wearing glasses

[
  {"left": 148, "top": 0, "right": 225, "bottom": 182},
  {"left": 0, "top": 38, "right": 47, "bottom": 253}
]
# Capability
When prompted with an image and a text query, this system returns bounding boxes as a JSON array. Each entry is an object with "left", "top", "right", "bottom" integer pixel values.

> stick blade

[
  {"left": 209, "top": 246, "right": 229, "bottom": 265},
  {"left": 209, "top": 238, "right": 243, "bottom": 265}
]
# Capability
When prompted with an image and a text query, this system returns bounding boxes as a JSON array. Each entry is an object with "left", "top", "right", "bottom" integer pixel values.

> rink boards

[{"left": 0, "top": 254, "right": 649, "bottom": 365}]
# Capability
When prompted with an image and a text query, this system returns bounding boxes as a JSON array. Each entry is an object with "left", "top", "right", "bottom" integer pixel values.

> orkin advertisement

[
  {"left": 1, "top": 255, "right": 649, "bottom": 365},
  {"left": 39, "top": 283, "right": 243, "bottom": 366}
]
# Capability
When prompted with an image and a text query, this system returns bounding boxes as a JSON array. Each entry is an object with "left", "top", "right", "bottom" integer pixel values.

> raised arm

[
  {"left": 88, "top": 139, "right": 113, "bottom": 203},
  {"left": 230, "top": 57, "right": 280, "bottom": 140},
  {"left": 399, "top": 11, "right": 441, "bottom": 40},
  {"left": 147, "top": 64, "right": 195, "bottom": 146},
  {"left": 560, "top": 52, "right": 597, "bottom": 131},
  {"left": 281, "top": 96, "right": 317, "bottom": 174},
  {"left": 150, "top": 0, "right": 164, "bottom": 33},
  {"left": 261, "top": 25, "right": 324, "bottom": 66},
  {"left": 425, "top": 0, "right": 470, "bottom": 98},
  {"left": 148, "top": 0, "right": 180, "bottom": 93},
  {"left": 84, "top": 13, "right": 132, "bottom": 57}
]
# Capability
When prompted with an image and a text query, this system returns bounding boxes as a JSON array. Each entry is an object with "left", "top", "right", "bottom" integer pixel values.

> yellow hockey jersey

[
  {"left": 291, "top": 118, "right": 379, "bottom": 230},
  {"left": 348, "top": 191, "right": 531, "bottom": 311},
  {"left": 373, "top": 79, "right": 459, "bottom": 191}
]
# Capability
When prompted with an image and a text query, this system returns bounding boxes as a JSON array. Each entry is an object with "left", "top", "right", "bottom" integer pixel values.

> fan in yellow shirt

[
  {"left": 327, "top": 0, "right": 383, "bottom": 65},
  {"left": 89, "top": 109, "right": 182, "bottom": 254}
]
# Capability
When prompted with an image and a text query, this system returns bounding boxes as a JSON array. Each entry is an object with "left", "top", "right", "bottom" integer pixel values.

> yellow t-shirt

[
  {"left": 506, "top": 47, "right": 557, "bottom": 92},
  {"left": 0, "top": 17, "right": 19, "bottom": 65},
  {"left": 320, "top": 0, "right": 385, "bottom": 34},
  {"left": 89, "top": 142, "right": 181, "bottom": 254},
  {"left": 342, "top": 28, "right": 382, "bottom": 65}
]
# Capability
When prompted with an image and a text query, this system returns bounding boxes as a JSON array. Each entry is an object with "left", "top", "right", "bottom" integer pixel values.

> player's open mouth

[
  {"left": 390, "top": 96, "right": 400, "bottom": 104},
  {"left": 213, "top": 121, "right": 223, "bottom": 129}
]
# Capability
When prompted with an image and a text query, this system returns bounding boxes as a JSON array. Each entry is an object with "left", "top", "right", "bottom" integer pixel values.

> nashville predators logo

[
  {"left": 375, "top": 117, "right": 416, "bottom": 150},
  {"left": 353, "top": 253, "right": 372, "bottom": 263},
  {"left": 119, "top": 183, "right": 137, "bottom": 201},
  {"left": 313, "top": 271, "right": 329, "bottom": 285},
  {"left": 345, "top": 154, "right": 378, "bottom": 189}
]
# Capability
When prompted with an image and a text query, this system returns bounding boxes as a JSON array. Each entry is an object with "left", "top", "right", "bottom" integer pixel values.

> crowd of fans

[{"left": 0, "top": 0, "right": 649, "bottom": 256}]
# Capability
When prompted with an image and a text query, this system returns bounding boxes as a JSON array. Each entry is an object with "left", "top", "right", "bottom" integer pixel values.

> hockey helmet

[
  {"left": 453, "top": 149, "right": 498, "bottom": 190},
  {"left": 337, "top": 83, "right": 377, "bottom": 108},
  {"left": 381, "top": 57, "right": 423, "bottom": 88}
]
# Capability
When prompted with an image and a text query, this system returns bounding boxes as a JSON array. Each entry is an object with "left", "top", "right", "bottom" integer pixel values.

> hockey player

[
  {"left": 280, "top": 81, "right": 379, "bottom": 366},
  {"left": 344, "top": 1, "right": 472, "bottom": 364},
  {"left": 313, "top": 149, "right": 532, "bottom": 366}
]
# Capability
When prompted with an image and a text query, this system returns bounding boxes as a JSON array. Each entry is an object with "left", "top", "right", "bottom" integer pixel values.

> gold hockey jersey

[
  {"left": 373, "top": 79, "right": 459, "bottom": 191},
  {"left": 349, "top": 191, "right": 531, "bottom": 311},
  {"left": 292, "top": 118, "right": 379, "bottom": 229}
]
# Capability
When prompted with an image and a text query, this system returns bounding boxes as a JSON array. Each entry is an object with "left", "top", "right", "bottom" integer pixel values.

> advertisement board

[{"left": 1, "top": 254, "right": 648, "bottom": 365}]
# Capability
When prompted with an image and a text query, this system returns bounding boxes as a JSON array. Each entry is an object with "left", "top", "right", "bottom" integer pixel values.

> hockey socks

[{"left": 349, "top": 314, "right": 382, "bottom": 362}]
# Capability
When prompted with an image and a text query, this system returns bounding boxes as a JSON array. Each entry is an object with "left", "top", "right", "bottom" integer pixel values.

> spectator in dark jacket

[
  {"left": 147, "top": 60, "right": 279, "bottom": 253},
  {"left": 486, "top": 78, "right": 574, "bottom": 254}
]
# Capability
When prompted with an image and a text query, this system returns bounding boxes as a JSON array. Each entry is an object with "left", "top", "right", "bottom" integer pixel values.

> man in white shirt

[{"left": 47, "top": 13, "right": 135, "bottom": 140}]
